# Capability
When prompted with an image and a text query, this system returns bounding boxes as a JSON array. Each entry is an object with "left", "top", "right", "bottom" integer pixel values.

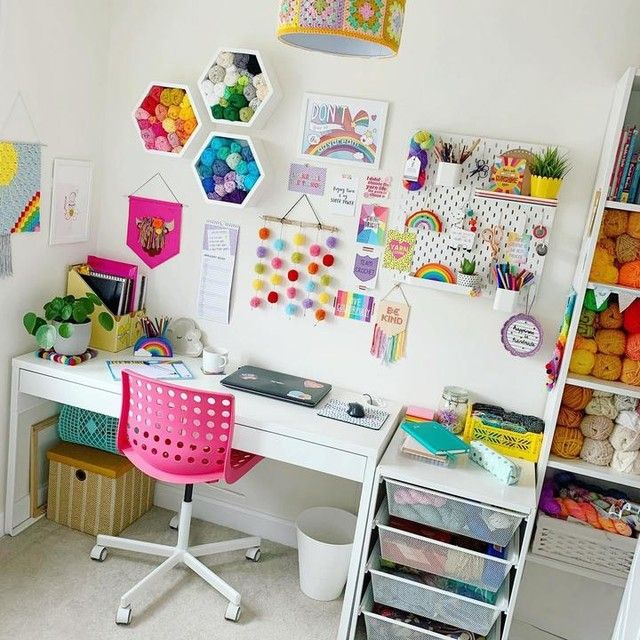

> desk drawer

[{"left": 20, "top": 370, "right": 120, "bottom": 417}]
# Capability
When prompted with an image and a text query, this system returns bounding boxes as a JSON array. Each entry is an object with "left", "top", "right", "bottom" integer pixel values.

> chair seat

[{"left": 224, "top": 449, "right": 263, "bottom": 484}]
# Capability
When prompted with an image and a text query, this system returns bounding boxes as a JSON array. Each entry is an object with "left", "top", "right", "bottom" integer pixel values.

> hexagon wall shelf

[
  {"left": 133, "top": 82, "right": 202, "bottom": 157},
  {"left": 193, "top": 133, "right": 265, "bottom": 209},
  {"left": 198, "top": 48, "right": 280, "bottom": 129}
]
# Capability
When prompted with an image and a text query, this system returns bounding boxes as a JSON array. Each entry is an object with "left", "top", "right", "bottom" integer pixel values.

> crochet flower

[
  {"left": 348, "top": 0, "right": 382, "bottom": 33},
  {"left": 279, "top": 0, "right": 297, "bottom": 23},
  {"left": 386, "top": 0, "right": 404, "bottom": 43}
]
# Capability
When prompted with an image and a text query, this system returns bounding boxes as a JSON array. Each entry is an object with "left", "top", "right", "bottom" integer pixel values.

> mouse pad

[{"left": 318, "top": 400, "right": 389, "bottom": 430}]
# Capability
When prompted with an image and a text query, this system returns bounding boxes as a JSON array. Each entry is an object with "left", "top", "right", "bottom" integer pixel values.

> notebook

[
  {"left": 87, "top": 255, "right": 138, "bottom": 313},
  {"left": 401, "top": 420, "right": 469, "bottom": 456},
  {"left": 80, "top": 271, "right": 129, "bottom": 316}
]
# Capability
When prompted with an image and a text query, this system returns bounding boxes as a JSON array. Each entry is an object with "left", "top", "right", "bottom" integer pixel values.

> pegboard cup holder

[
  {"left": 493, "top": 288, "right": 519, "bottom": 313},
  {"left": 435, "top": 162, "right": 462, "bottom": 187}
]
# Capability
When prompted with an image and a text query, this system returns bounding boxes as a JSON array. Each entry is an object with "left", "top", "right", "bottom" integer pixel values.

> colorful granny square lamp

[{"left": 277, "top": 0, "right": 406, "bottom": 58}]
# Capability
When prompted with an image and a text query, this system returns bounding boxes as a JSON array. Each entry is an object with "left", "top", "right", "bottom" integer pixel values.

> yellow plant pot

[{"left": 531, "top": 176, "right": 563, "bottom": 199}]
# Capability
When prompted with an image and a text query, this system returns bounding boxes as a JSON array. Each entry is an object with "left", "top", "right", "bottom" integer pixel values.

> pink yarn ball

[
  {"left": 309, "top": 244, "right": 321, "bottom": 257},
  {"left": 271, "top": 257, "right": 283, "bottom": 270},
  {"left": 286, "top": 287, "right": 297, "bottom": 299},
  {"left": 250, "top": 296, "right": 262, "bottom": 308},
  {"left": 154, "top": 136, "right": 171, "bottom": 152}
]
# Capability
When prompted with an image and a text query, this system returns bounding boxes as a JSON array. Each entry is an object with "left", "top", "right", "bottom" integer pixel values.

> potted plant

[
  {"left": 23, "top": 294, "right": 114, "bottom": 356},
  {"left": 457, "top": 258, "right": 482, "bottom": 289},
  {"left": 530, "top": 147, "right": 570, "bottom": 199}
]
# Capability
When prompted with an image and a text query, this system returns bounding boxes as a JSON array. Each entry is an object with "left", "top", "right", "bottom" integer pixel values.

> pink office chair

[{"left": 90, "top": 370, "right": 263, "bottom": 626}]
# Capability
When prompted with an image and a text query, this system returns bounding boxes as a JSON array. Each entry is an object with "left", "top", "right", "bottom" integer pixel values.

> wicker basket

[{"left": 531, "top": 514, "right": 636, "bottom": 580}]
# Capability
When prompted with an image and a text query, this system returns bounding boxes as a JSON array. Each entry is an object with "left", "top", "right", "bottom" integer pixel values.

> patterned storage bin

[
  {"left": 386, "top": 479, "right": 522, "bottom": 547},
  {"left": 46, "top": 442, "right": 154, "bottom": 535},
  {"left": 58, "top": 404, "right": 120, "bottom": 454}
]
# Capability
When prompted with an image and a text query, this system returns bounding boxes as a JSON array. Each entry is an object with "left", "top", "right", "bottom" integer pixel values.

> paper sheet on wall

[{"left": 197, "top": 220, "right": 239, "bottom": 324}]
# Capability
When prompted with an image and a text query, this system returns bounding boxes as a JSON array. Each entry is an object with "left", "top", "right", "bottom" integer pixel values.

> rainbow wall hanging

[
  {"left": 414, "top": 263, "right": 457, "bottom": 283},
  {"left": 405, "top": 209, "right": 443, "bottom": 232}
]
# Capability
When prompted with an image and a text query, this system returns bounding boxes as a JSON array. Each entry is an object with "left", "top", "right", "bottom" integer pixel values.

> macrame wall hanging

[{"left": 371, "top": 284, "right": 411, "bottom": 364}]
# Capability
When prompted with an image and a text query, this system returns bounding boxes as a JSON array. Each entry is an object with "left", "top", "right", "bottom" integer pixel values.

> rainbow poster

[
  {"left": 333, "top": 289, "right": 375, "bottom": 323},
  {"left": 300, "top": 94, "right": 388, "bottom": 168},
  {"left": 405, "top": 209, "right": 443, "bottom": 232},
  {"left": 414, "top": 263, "right": 457, "bottom": 283}
]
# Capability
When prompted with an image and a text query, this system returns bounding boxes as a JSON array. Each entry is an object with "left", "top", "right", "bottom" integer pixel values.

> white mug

[{"left": 203, "top": 347, "right": 229, "bottom": 374}]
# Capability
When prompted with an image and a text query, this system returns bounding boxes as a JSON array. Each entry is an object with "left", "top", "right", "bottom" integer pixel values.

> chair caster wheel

[
  {"left": 169, "top": 515, "right": 179, "bottom": 530},
  {"left": 116, "top": 606, "right": 132, "bottom": 625},
  {"left": 90, "top": 545, "right": 108, "bottom": 562},
  {"left": 245, "top": 547, "right": 261, "bottom": 562},
  {"left": 225, "top": 603, "right": 241, "bottom": 622}
]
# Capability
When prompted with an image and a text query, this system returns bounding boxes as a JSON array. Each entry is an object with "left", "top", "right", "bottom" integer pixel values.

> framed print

[
  {"left": 298, "top": 93, "right": 388, "bottom": 168},
  {"left": 30, "top": 415, "right": 59, "bottom": 518},
  {"left": 49, "top": 158, "right": 92, "bottom": 245}
]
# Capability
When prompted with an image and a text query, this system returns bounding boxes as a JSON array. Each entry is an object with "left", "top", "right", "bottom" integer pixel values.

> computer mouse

[{"left": 347, "top": 402, "right": 366, "bottom": 419}]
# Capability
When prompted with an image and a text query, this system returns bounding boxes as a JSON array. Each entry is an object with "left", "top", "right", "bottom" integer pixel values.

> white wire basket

[{"left": 385, "top": 478, "right": 523, "bottom": 547}]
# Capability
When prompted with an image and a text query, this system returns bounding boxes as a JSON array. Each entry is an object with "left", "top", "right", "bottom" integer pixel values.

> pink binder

[{"left": 87, "top": 255, "right": 138, "bottom": 314}]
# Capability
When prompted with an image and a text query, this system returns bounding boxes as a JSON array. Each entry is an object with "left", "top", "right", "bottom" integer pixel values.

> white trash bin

[{"left": 296, "top": 507, "right": 357, "bottom": 601}]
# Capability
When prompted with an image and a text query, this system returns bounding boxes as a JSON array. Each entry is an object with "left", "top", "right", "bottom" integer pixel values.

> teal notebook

[{"left": 400, "top": 420, "right": 469, "bottom": 457}]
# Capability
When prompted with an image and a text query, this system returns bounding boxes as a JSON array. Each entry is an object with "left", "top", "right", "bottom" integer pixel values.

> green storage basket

[{"left": 57, "top": 405, "right": 120, "bottom": 455}]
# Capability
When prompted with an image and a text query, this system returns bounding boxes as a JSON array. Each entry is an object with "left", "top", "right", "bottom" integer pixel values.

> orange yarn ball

[
  {"left": 595, "top": 329, "right": 626, "bottom": 355},
  {"left": 307, "top": 262, "right": 319, "bottom": 275},
  {"left": 621, "top": 358, "right": 640, "bottom": 386},
  {"left": 561, "top": 384, "right": 593, "bottom": 411},
  {"left": 598, "top": 303, "right": 623, "bottom": 329},
  {"left": 258, "top": 227, "right": 270, "bottom": 240},
  {"left": 551, "top": 426, "right": 584, "bottom": 459},
  {"left": 628, "top": 212, "right": 640, "bottom": 239},
  {"left": 598, "top": 236, "right": 616, "bottom": 258},
  {"left": 592, "top": 353, "right": 622, "bottom": 381},
  {"left": 574, "top": 336, "right": 597, "bottom": 353},
  {"left": 557, "top": 406, "right": 583, "bottom": 428},
  {"left": 619, "top": 260, "right": 640, "bottom": 288},
  {"left": 315, "top": 309, "right": 326, "bottom": 322},
  {"left": 602, "top": 209, "right": 628, "bottom": 237},
  {"left": 589, "top": 247, "right": 619, "bottom": 284},
  {"left": 626, "top": 333, "right": 640, "bottom": 361}
]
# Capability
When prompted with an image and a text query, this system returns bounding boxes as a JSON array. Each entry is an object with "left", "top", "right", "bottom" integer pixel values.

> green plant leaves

[
  {"left": 86, "top": 292, "right": 102, "bottom": 307},
  {"left": 35, "top": 324, "right": 56, "bottom": 350},
  {"left": 58, "top": 322, "right": 73, "bottom": 339},
  {"left": 59, "top": 303, "right": 73, "bottom": 321},
  {"left": 71, "top": 298, "right": 92, "bottom": 323},
  {"left": 98, "top": 312, "right": 114, "bottom": 331},
  {"left": 531, "top": 147, "right": 570, "bottom": 179}
]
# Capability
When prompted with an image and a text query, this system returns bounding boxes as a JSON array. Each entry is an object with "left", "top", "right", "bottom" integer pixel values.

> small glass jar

[{"left": 435, "top": 386, "right": 470, "bottom": 434}]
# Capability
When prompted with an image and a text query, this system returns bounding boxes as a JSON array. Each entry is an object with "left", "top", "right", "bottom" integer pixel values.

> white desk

[{"left": 5, "top": 350, "right": 403, "bottom": 640}]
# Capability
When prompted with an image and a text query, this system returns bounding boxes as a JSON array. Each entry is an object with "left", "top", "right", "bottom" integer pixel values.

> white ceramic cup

[{"left": 202, "top": 347, "right": 229, "bottom": 374}]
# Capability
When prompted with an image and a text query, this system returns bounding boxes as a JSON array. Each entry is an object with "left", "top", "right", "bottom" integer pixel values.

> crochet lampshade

[{"left": 277, "top": 0, "right": 406, "bottom": 58}]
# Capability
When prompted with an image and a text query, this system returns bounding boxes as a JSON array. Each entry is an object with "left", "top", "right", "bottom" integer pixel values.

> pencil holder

[
  {"left": 435, "top": 162, "right": 462, "bottom": 187},
  {"left": 493, "top": 289, "right": 519, "bottom": 313}
]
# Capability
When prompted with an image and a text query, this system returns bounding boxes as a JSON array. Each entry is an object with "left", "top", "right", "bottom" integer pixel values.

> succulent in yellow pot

[{"left": 530, "top": 147, "right": 570, "bottom": 200}]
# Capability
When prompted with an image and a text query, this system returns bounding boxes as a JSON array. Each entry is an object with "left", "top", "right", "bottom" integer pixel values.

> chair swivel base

[{"left": 90, "top": 497, "right": 261, "bottom": 626}]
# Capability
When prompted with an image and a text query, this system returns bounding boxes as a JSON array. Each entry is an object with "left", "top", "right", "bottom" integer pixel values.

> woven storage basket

[
  {"left": 57, "top": 404, "right": 119, "bottom": 454},
  {"left": 46, "top": 442, "right": 154, "bottom": 535},
  {"left": 532, "top": 514, "right": 636, "bottom": 580}
]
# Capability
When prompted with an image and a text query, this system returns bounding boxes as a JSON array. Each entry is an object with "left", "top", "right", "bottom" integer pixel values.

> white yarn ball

[{"left": 200, "top": 79, "right": 214, "bottom": 96}]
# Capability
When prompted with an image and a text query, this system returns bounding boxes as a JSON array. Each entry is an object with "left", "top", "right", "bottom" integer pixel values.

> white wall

[{"left": 0, "top": 0, "right": 111, "bottom": 525}]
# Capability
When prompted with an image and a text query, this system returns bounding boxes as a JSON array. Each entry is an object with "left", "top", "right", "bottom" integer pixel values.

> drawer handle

[{"left": 75, "top": 469, "right": 87, "bottom": 482}]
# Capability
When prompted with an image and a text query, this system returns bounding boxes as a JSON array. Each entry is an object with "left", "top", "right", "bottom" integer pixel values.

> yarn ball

[
  {"left": 216, "top": 51, "right": 235, "bottom": 68},
  {"left": 273, "top": 238, "right": 286, "bottom": 252},
  {"left": 285, "top": 303, "right": 297, "bottom": 316},
  {"left": 249, "top": 97, "right": 261, "bottom": 111},
  {"left": 315, "top": 309, "right": 327, "bottom": 322},
  {"left": 234, "top": 52, "right": 250, "bottom": 69},
  {"left": 291, "top": 252, "right": 304, "bottom": 264},
  {"left": 256, "top": 246, "right": 268, "bottom": 259},
  {"left": 243, "top": 84, "right": 257, "bottom": 102},
  {"left": 267, "top": 291, "right": 279, "bottom": 304},
  {"left": 256, "top": 84, "right": 269, "bottom": 101},
  {"left": 293, "top": 232, "right": 306, "bottom": 246},
  {"left": 595, "top": 329, "right": 626, "bottom": 355},
  {"left": 584, "top": 289, "right": 610, "bottom": 312},
  {"left": 618, "top": 409, "right": 640, "bottom": 431},
  {"left": 305, "top": 281, "right": 317, "bottom": 293},
  {"left": 611, "top": 450, "right": 640, "bottom": 474},
  {"left": 598, "top": 236, "right": 616, "bottom": 259},
  {"left": 250, "top": 296, "right": 262, "bottom": 308},
  {"left": 308, "top": 262, "right": 319, "bottom": 275},
  {"left": 585, "top": 395, "right": 618, "bottom": 419},
  {"left": 562, "top": 384, "right": 593, "bottom": 410},
  {"left": 592, "top": 353, "right": 622, "bottom": 381},
  {"left": 620, "top": 358, "right": 640, "bottom": 387},
  {"left": 318, "top": 292, "right": 331, "bottom": 305},
  {"left": 223, "top": 106, "right": 240, "bottom": 122},
  {"left": 309, "top": 244, "right": 321, "bottom": 257},
  {"left": 624, "top": 300, "right": 640, "bottom": 333},
  {"left": 252, "top": 73, "right": 266, "bottom": 87},
  {"left": 589, "top": 247, "right": 619, "bottom": 284},
  {"left": 320, "top": 275, "right": 332, "bottom": 287},
  {"left": 254, "top": 263, "right": 266, "bottom": 275},
  {"left": 574, "top": 336, "right": 597, "bottom": 354},
  {"left": 270, "top": 274, "right": 283, "bottom": 286},
  {"left": 569, "top": 349, "right": 595, "bottom": 376},
  {"left": 626, "top": 333, "right": 640, "bottom": 361},
  {"left": 620, "top": 261, "right": 640, "bottom": 288},
  {"left": 610, "top": 424, "right": 640, "bottom": 452},
  {"left": 239, "top": 107, "right": 254, "bottom": 123},
  {"left": 302, "top": 298, "right": 314, "bottom": 310},
  {"left": 552, "top": 426, "right": 585, "bottom": 458},
  {"left": 322, "top": 254, "right": 335, "bottom": 267},
  {"left": 226, "top": 152, "right": 242, "bottom": 170},
  {"left": 252, "top": 279, "right": 264, "bottom": 291},
  {"left": 326, "top": 236, "right": 338, "bottom": 249},
  {"left": 228, "top": 93, "right": 248, "bottom": 109},
  {"left": 602, "top": 209, "right": 628, "bottom": 237},
  {"left": 212, "top": 159, "right": 229, "bottom": 177},
  {"left": 208, "top": 64, "right": 226, "bottom": 84},
  {"left": 287, "top": 269, "right": 299, "bottom": 282},
  {"left": 271, "top": 257, "right": 283, "bottom": 270},
  {"left": 580, "top": 415, "right": 614, "bottom": 440},
  {"left": 616, "top": 234, "right": 640, "bottom": 263},
  {"left": 599, "top": 303, "right": 623, "bottom": 329},
  {"left": 286, "top": 287, "right": 297, "bottom": 299},
  {"left": 580, "top": 438, "right": 614, "bottom": 466},
  {"left": 628, "top": 212, "right": 640, "bottom": 239},
  {"left": 614, "top": 394, "right": 637, "bottom": 412},
  {"left": 557, "top": 406, "right": 583, "bottom": 428}
]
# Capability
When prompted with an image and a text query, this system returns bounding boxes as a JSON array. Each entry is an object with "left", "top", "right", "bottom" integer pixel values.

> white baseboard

[
  {"left": 153, "top": 483, "right": 297, "bottom": 548},
  {"left": 0, "top": 511, "right": 4, "bottom": 538}
]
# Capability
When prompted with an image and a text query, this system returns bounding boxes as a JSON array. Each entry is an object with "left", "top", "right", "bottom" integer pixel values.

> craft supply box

[
  {"left": 46, "top": 442, "right": 154, "bottom": 536},
  {"left": 66, "top": 266, "right": 144, "bottom": 352}
]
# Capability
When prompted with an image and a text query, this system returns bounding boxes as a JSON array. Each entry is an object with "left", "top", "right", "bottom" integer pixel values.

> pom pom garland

[
  {"left": 315, "top": 309, "right": 326, "bottom": 322},
  {"left": 254, "top": 263, "right": 266, "bottom": 274},
  {"left": 287, "top": 269, "right": 299, "bottom": 282},
  {"left": 320, "top": 275, "right": 332, "bottom": 287},
  {"left": 252, "top": 279, "right": 264, "bottom": 291},
  {"left": 286, "top": 287, "right": 297, "bottom": 299},
  {"left": 273, "top": 238, "right": 286, "bottom": 252},
  {"left": 267, "top": 291, "right": 279, "bottom": 304},
  {"left": 293, "top": 232, "right": 306, "bottom": 246},
  {"left": 309, "top": 244, "right": 321, "bottom": 257},
  {"left": 302, "top": 298, "right": 314, "bottom": 310},
  {"left": 271, "top": 257, "right": 283, "bottom": 270},
  {"left": 270, "top": 274, "right": 283, "bottom": 286},
  {"left": 250, "top": 296, "right": 261, "bottom": 308},
  {"left": 322, "top": 254, "right": 335, "bottom": 267},
  {"left": 291, "top": 251, "right": 304, "bottom": 264},
  {"left": 318, "top": 292, "right": 331, "bottom": 305},
  {"left": 326, "top": 236, "right": 338, "bottom": 249},
  {"left": 285, "top": 303, "right": 297, "bottom": 316},
  {"left": 256, "top": 246, "right": 268, "bottom": 259},
  {"left": 305, "top": 281, "right": 317, "bottom": 293},
  {"left": 308, "top": 262, "right": 319, "bottom": 275}
]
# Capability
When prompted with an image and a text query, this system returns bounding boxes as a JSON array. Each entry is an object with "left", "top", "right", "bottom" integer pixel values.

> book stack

[{"left": 609, "top": 125, "right": 640, "bottom": 203}]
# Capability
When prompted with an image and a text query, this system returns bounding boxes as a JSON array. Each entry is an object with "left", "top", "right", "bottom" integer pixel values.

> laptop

[{"left": 221, "top": 366, "right": 332, "bottom": 407}]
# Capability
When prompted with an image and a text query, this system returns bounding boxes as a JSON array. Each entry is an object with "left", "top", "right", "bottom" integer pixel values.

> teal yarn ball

[
  {"left": 273, "top": 238, "right": 286, "bottom": 252},
  {"left": 216, "top": 145, "right": 231, "bottom": 160},
  {"left": 245, "top": 174, "right": 258, "bottom": 191},
  {"left": 226, "top": 152, "right": 242, "bottom": 170},
  {"left": 198, "top": 163, "right": 213, "bottom": 179},
  {"left": 210, "top": 137, "right": 223, "bottom": 150},
  {"left": 305, "top": 281, "right": 317, "bottom": 293},
  {"left": 230, "top": 142, "right": 242, "bottom": 154},
  {"left": 236, "top": 160, "right": 248, "bottom": 175},
  {"left": 199, "top": 149, "right": 214, "bottom": 167},
  {"left": 285, "top": 303, "right": 297, "bottom": 316},
  {"left": 223, "top": 86, "right": 233, "bottom": 100},
  {"left": 247, "top": 161, "right": 259, "bottom": 176}
]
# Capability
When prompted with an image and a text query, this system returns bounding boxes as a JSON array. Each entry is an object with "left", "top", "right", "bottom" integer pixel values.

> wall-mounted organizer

[
  {"left": 192, "top": 132, "right": 266, "bottom": 208},
  {"left": 132, "top": 82, "right": 202, "bottom": 157},
  {"left": 396, "top": 132, "right": 560, "bottom": 308},
  {"left": 198, "top": 47, "right": 281, "bottom": 129}
]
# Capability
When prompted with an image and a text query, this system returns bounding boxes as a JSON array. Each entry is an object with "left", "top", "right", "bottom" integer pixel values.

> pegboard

[{"left": 398, "top": 131, "right": 559, "bottom": 304}]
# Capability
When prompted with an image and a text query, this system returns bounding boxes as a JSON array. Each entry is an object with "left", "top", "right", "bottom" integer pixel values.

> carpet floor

[{"left": 0, "top": 508, "right": 342, "bottom": 640}]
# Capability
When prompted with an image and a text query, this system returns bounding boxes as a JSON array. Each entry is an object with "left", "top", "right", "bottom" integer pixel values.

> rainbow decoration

[
  {"left": 306, "top": 135, "right": 376, "bottom": 164},
  {"left": 405, "top": 209, "right": 443, "bottom": 232},
  {"left": 414, "top": 263, "right": 456, "bottom": 283},
  {"left": 352, "top": 110, "right": 370, "bottom": 130},
  {"left": 11, "top": 192, "right": 40, "bottom": 233},
  {"left": 133, "top": 336, "right": 173, "bottom": 357}
]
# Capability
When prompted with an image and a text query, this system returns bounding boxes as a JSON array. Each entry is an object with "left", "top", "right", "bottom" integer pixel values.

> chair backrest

[{"left": 117, "top": 370, "right": 235, "bottom": 481}]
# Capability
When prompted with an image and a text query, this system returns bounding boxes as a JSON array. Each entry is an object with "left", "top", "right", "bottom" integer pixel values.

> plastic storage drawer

[
  {"left": 368, "top": 548, "right": 507, "bottom": 637},
  {"left": 361, "top": 585, "right": 501, "bottom": 640},
  {"left": 376, "top": 503, "right": 518, "bottom": 592},
  {"left": 386, "top": 478, "right": 522, "bottom": 547}
]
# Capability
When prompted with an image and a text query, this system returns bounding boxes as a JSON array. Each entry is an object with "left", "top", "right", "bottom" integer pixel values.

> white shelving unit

[{"left": 537, "top": 67, "right": 640, "bottom": 607}]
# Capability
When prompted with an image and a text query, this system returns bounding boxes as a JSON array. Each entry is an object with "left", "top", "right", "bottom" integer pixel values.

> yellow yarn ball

[
  {"left": 270, "top": 274, "right": 283, "bottom": 286},
  {"left": 320, "top": 275, "right": 331, "bottom": 287},
  {"left": 254, "top": 263, "right": 266, "bottom": 275},
  {"left": 293, "top": 232, "right": 306, "bottom": 246},
  {"left": 569, "top": 349, "right": 596, "bottom": 376},
  {"left": 252, "top": 279, "right": 264, "bottom": 291},
  {"left": 574, "top": 336, "right": 597, "bottom": 354},
  {"left": 589, "top": 247, "right": 619, "bottom": 284},
  {"left": 551, "top": 426, "right": 584, "bottom": 459},
  {"left": 162, "top": 118, "right": 176, "bottom": 133},
  {"left": 318, "top": 292, "right": 331, "bottom": 305}
]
